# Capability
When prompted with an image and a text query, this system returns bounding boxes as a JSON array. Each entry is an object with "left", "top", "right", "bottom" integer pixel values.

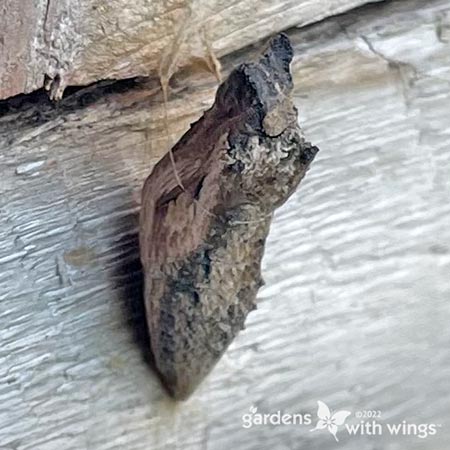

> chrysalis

[{"left": 140, "top": 34, "right": 318, "bottom": 399}]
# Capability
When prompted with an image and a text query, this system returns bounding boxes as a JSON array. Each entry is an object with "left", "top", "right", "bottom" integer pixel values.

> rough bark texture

[
  {"left": 0, "top": 0, "right": 381, "bottom": 100},
  {"left": 0, "top": 0, "right": 449, "bottom": 449},
  {"left": 140, "top": 35, "right": 318, "bottom": 399}
]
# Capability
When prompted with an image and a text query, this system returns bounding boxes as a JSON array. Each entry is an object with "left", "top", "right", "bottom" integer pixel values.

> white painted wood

[{"left": 0, "top": 1, "right": 449, "bottom": 449}]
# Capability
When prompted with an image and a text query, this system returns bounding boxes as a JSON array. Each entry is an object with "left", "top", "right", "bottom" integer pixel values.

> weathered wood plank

[
  {"left": 0, "top": 0, "right": 449, "bottom": 449},
  {"left": 0, "top": 0, "right": 380, "bottom": 100}
]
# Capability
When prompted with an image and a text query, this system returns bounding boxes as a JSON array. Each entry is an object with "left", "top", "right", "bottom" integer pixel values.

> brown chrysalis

[{"left": 140, "top": 34, "right": 318, "bottom": 399}]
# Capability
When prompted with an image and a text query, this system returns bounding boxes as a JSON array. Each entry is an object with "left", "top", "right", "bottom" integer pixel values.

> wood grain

[
  {"left": 0, "top": 0, "right": 380, "bottom": 100},
  {"left": 0, "top": 0, "right": 449, "bottom": 449}
]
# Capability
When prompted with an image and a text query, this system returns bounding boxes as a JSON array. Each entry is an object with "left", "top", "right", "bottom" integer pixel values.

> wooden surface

[
  {"left": 1, "top": 0, "right": 450, "bottom": 449},
  {"left": 0, "top": 0, "right": 380, "bottom": 100}
]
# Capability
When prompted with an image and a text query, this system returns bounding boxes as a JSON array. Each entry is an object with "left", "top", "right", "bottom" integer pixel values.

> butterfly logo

[{"left": 310, "top": 401, "right": 351, "bottom": 442}]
